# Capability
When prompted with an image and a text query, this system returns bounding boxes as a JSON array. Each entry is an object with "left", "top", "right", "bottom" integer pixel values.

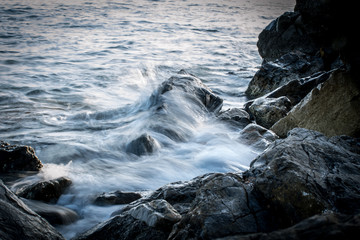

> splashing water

[{"left": 0, "top": 0, "right": 295, "bottom": 238}]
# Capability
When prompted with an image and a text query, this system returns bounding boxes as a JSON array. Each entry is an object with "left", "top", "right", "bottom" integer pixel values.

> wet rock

[
  {"left": 128, "top": 199, "right": 181, "bottom": 231},
  {"left": 246, "top": 52, "right": 324, "bottom": 98},
  {"left": 247, "top": 96, "right": 291, "bottom": 129},
  {"left": 238, "top": 124, "right": 278, "bottom": 151},
  {"left": 16, "top": 176, "right": 72, "bottom": 203},
  {"left": 257, "top": 12, "right": 318, "bottom": 62},
  {"left": 245, "top": 128, "right": 360, "bottom": 229},
  {"left": 157, "top": 71, "right": 223, "bottom": 114},
  {"left": 94, "top": 190, "right": 141, "bottom": 206},
  {"left": 75, "top": 129, "right": 360, "bottom": 240},
  {"left": 0, "top": 180, "right": 65, "bottom": 240},
  {"left": 74, "top": 214, "right": 169, "bottom": 240},
  {"left": 218, "top": 213, "right": 360, "bottom": 240},
  {"left": 125, "top": 133, "right": 160, "bottom": 156},
  {"left": 21, "top": 198, "right": 78, "bottom": 225},
  {"left": 168, "top": 173, "right": 270, "bottom": 240},
  {"left": 0, "top": 141, "right": 43, "bottom": 173},
  {"left": 218, "top": 108, "right": 251, "bottom": 128},
  {"left": 271, "top": 69, "right": 360, "bottom": 138}
]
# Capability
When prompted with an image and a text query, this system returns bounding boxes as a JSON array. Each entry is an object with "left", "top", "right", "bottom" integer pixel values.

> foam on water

[{"left": 0, "top": 0, "right": 295, "bottom": 238}]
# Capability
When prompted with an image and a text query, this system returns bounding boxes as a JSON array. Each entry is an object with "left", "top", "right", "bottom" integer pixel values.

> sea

[{"left": 0, "top": 0, "right": 294, "bottom": 238}]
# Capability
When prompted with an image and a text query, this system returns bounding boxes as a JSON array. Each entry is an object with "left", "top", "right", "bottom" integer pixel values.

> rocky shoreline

[{"left": 1, "top": 0, "right": 360, "bottom": 239}]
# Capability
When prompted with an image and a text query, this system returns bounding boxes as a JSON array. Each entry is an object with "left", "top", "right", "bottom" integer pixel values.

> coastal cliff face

[{"left": 1, "top": 0, "right": 360, "bottom": 239}]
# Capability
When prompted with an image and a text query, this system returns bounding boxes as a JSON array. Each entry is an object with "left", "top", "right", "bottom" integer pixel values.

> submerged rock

[
  {"left": 21, "top": 198, "right": 79, "bottom": 225},
  {"left": 125, "top": 133, "right": 160, "bottom": 156},
  {"left": 0, "top": 141, "right": 43, "bottom": 173},
  {"left": 156, "top": 71, "right": 223, "bottom": 114},
  {"left": 218, "top": 108, "right": 251, "bottom": 128},
  {"left": 0, "top": 180, "right": 64, "bottom": 240},
  {"left": 94, "top": 190, "right": 142, "bottom": 206},
  {"left": 271, "top": 70, "right": 360, "bottom": 138},
  {"left": 16, "top": 176, "right": 72, "bottom": 203}
]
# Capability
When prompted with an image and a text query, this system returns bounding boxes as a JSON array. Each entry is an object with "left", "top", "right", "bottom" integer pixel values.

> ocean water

[{"left": 0, "top": 0, "right": 295, "bottom": 238}]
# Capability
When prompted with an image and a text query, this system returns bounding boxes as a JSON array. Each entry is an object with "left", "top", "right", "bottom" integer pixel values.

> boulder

[
  {"left": 0, "top": 180, "right": 64, "bottom": 240},
  {"left": 156, "top": 71, "right": 223, "bottom": 114},
  {"left": 218, "top": 213, "right": 360, "bottom": 240},
  {"left": 245, "top": 52, "right": 324, "bottom": 98},
  {"left": 94, "top": 190, "right": 141, "bottom": 206},
  {"left": 271, "top": 69, "right": 360, "bottom": 138},
  {"left": 245, "top": 128, "right": 360, "bottom": 229},
  {"left": 21, "top": 198, "right": 79, "bottom": 225},
  {"left": 238, "top": 124, "right": 278, "bottom": 151},
  {"left": 125, "top": 133, "right": 160, "bottom": 156},
  {"left": 257, "top": 12, "right": 318, "bottom": 62},
  {"left": 16, "top": 176, "right": 72, "bottom": 203},
  {"left": 0, "top": 141, "right": 43, "bottom": 173},
  {"left": 247, "top": 96, "right": 291, "bottom": 129},
  {"left": 217, "top": 108, "right": 251, "bottom": 128}
]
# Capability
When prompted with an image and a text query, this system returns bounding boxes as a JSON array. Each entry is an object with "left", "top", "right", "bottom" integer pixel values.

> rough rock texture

[
  {"left": 271, "top": 70, "right": 360, "bottom": 138},
  {"left": 128, "top": 199, "right": 181, "bottom": 230},
  {"left": 126, "top": 133, "right": 160, "bottom": 156},
  {"left": 257, "top": 12, "right": 317, "bottom": 62},
  {"left": 94, "top": 190, "right": 142, "bottom": 206},
  {"left": 265, "top": 70, "right": 332, "bottom": 106},
  {"left": 238, "top": 124, "right": 278, "bottom": 151},
  {"left": 22, "top": 198, "right": 79, "bottom": 225},
  {"left": 245, "top": 128, "right": 360, "bottom": 228},
  {"left": 76, "top": 128, "right": 360, "bottom": 240},
  {"left": 247, "top": 96, "right": 291, "bottom": 129},
  {"left": 218, "top": 213, "right": 360, "bottom": 240},
  {"left": 0, "top": 141, "right": 43, "bottom": 173},
  {"left": 0, "top": 180, "right": 64, "bottom": 240},
  {"left": 246, "top": 52, "right": 324, "bottom": 98},
  {"left": 16, "top": 176, "right": 72, "bottom": 203},
  {"left": 218, "top": 108, "right": 251, "bottom": 128}
]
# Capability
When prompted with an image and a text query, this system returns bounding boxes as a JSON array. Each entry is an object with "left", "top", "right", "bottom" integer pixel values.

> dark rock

[
  {"left": 245, "top": 52, "right": 324, "bottom": 98},
  {"left": 157, "top": 72, "right": 223, "bottom": 114},
  {"left": 238, "top": 124, "right": 278, "bottom": 151},
  {"left": 0, "top": 141, "right": 43, "bottom": 173},
  {"left": 266, "top": 70, "right": 332, "bottom": 106},
  {"left": 168, "top": 173, "right": 271, "bottom": 240},
  {"left": 218, "top": 108, "right": 251, "bottom": 128},
  {"left": 74, "top": 214, "right": 169, "bottom": 240},
  {"left": 16, "top": 176, "right": 72, "bottom": 203},
  {"left": 247, "top": 96, "right": 291, "bottom": 129},
  {"left": 0, "top": 180, "right": 64, "bottom": 240},
  {"left": 271, "top": 69, "right": 360, "bottom": 138},
  {"left": 246, "top": 128, "right": 360, "bottom": 229},
  {"left": 125, "top": 133, "right": 160, "bottom": 156},
  {"left": 94, "top": 190, "right": 142, "bottom": 206},
  {"left": 257, "top": 12, "right": 318, "bottom": 62},
  {"left": 217, "top": 213, "right": 360, "bottom": 240},
  {"left": 21, "top": 198, "right": 79, "bottom": 225}
]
